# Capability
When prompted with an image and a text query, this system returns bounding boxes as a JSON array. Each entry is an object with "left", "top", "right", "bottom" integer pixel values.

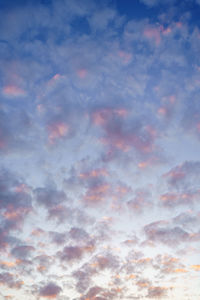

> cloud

[
  {"left": 0, "top": 272, "right": 24, "bottom": 289},
  {"left": 34, "top": 185, "right": 67, "bottom": 208},
  {"left": 0, "top": 106, "right": 33, "bottom": 154},
  {"left": 0, "top": 169, "right": 32, "bottom": 250},
  {"left": 140, "top": 0, "right": 176, "bottom": 7},
  {"left": 160, "top": 190, "right": 199, "bottom": 208},
  {"left": 58, "top": 240, "right": 95, "bottom": 262},
  {"left": 47, "top": 205, "right": 73, "bottom": 224},
  {"left": 11, "top": 245, "right": 35, "bottom": 259},
  {"left": 127, "top": 188, "right": 152, "bottom": 213},
  {"left": 84, "top": 286, "right": 102, "bottom": 299},
  {"left": 143, "top": 26, "right": 161, "bottom": 46},
  {"left": 2, "top": 85, "right": 26, "bottom": 97},
  {"left": 39, "top": 282, "right": 62, "bottom": 298},
  {"left": 91, "top": 107, "right": 158, "bottom": 158},
  {"left": 147, "top": 286, "right": 168, "bottom": 298},
  {"left": 48, "top": 231, "right": 67, "bottom": 245},
  {"left": 69, "top": 227, "right": 90, "bottom": 241},
  {"left": 34, "top": 254, "right": 54, "bottom": 274},
  {"left": 144, "top": 221, "right": 189, "bottom": 247},
  {"left": 0, "top": 0, "right": 200, "bottom": 299},
  {"left": 47, "top": 121, "right": 69, "bottom": 144}
]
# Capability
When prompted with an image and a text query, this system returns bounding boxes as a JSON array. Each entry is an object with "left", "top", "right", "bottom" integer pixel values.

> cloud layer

[{"left": 0, "top": 0, "right": 200, "bottom": 299}]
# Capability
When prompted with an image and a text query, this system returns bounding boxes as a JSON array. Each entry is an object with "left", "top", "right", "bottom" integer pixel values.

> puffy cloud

[
  {"left": 39, "top": 282, "right": 62, "bottom": 298},
  {"left": 0, "top": 169, "right": 32, "bottom": 251},
  {"left": 47, "top": 205, "right": 73, "bottom": 224},
  {"left": 58, "top": 240, "right": 95, "bottom": 263},
  {"left": 34, "top": 186, "right": 67, "bottom": 208},
  {"left": 84, "top": 286, "right": 102, "bottom": 299},
  {"left": 127, "top": 188, "right": 152, "bottom": 213},
  {"left": 91, "top": 107, "right": 158, "bottom": 158},
  {"left": 58, "top": 245, "right": 83, "bottom": 261},
  {"left": 160, "top": 191, "right": 199, "bottom": 208},
  {"left": 48, "top": 231, "right": 67, "bottom": 245},
  {"left": 34, "top": 254, "right": 54, "bottom": 274},
  {"left": 144, "top": 221, "right": 191, "bottom": 247},
  {"left": 0, "top": 272, "right": 24, "bottom": 289},
  {"left": 163, "top": 161, "right": 200, "bottom": 189},
  {"left": 11, "top": 245, "right": 35, "bottom": 259},
  {"left": 0, "top": 0, "right": 200, "bottom": 299},
  {"left": 147, "top": 286, "right": 168, "bottom": 298},
  {"left": 69, "top": 227, "right": 90, "bottom": 241}
]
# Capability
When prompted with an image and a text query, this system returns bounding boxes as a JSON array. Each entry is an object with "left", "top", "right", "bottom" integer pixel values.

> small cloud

[
  {"left": 39, "top": 282, "right": 62, "bottom": 298},
  {"left": 2, "top": 85, "right": 26, "bottom": 98}
]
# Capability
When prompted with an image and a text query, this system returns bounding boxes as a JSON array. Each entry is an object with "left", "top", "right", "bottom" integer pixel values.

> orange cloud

[
  {"left": 84, "top": 184, "right": 110, "bottom": 204},
  {"left": 174, "top": 268, "right": 188, "bottom": 273},
  {"left": 0, "top": 261, "right": 16, "bottom": 268},
  {"left": 191, "top": 265, "right": 200, "bottom": 271}
]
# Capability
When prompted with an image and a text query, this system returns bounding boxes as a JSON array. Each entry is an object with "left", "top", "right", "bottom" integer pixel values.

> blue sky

[{"left": 0, "top": 0, "right": 200, "bottom": 299}]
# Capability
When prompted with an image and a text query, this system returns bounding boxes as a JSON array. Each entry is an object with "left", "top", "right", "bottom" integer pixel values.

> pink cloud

[
  {"left": 0, "top": 139, "right": 6, "bottom": 149},
  {"left": 77, "top": 68, "right": 88, "bottom": 78},
  {"left": 163, "top": 167, "right": 186, "bottom": 183},
  {"left": 84, "top": 183, "right": 110, "bottom": 204},
  {"left": 3, "top": 85, "right": 26, "bottom": 97},
  {"left": 160, "top": 191, "right": 199, "bottom": 207},
  {"left": 79, "top": 168, "right": 108, "bottom": 179},
  {"left": 118, "top": 51, "right": 132, "bottom": 63},
  {"left": 47, "top": 122, "right": 69, "bottom": 144},
  {"left": 143, "top": 27, "right": 161, "bottom": 46},
  {"left": 161, "top": 26, "right": 172, "bottom": 36},
  {"left": 92, "top": 108, "right": 128, "bottom": 126},
  {"left": 47, "top": 73, "right": 63, "bottom": 87},
  {"left": 92, "top": 108, "right": 157, "bottom": 156}
]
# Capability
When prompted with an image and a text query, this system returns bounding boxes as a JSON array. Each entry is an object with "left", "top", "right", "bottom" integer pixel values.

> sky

[{"left": 0, "top": 0, "right": 200, "bottom": 299}]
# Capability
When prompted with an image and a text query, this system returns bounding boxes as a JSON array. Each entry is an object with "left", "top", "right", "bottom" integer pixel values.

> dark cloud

[
  {"left": 0, "top": 272, "right": 24, "bottom": 289},
  {"left": 69, "top": 227, "right": 90, "bottom": 241},
  {"left": 144, "top": 221, "right": 190, "bottom": 247},
  {"left": 34, "top": 186, "right": 67, "bottom": 208},
  {"left": 39, "top": 282, "right": 62, "bottom": 298},
  {"left": 84, "top": 286, "right": 102, "bottom": 299},
  {"left": 147, "top": 286, "right": 168, "bottom": 298},
  {"left": 163, "top": 161, "right": 200, "bottom": 190},
  {"left": 58, "top": 240, "right": 95, "bottom": 262},
  {"left": 34, "top": 254, "right": 54, "bottom": 274},
  {"left": 47, "top": 205, "right": 73, "bottom": 223},
  {"left": 11, "top": 245, "right": 35, "bottom": 259},
  {"left": 49, "top": 231, "right": 67, "bottom": 245},
  {"left": 91, "top": 106, "right": 159, "bottom": 160},
  {"left": 0, "top": 168, "right": 32, "bottom": 251}
]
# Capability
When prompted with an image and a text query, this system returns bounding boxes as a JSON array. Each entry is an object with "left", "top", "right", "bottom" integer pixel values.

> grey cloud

[
  {"left": 34, "top": 186, "right": 67, "bottom": 208},
  {"left": 11, "top": 245, "right": 35, "bottom": 259},
  {"left": 39, "top": 282, "right": 62, "bottom": 298}
]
